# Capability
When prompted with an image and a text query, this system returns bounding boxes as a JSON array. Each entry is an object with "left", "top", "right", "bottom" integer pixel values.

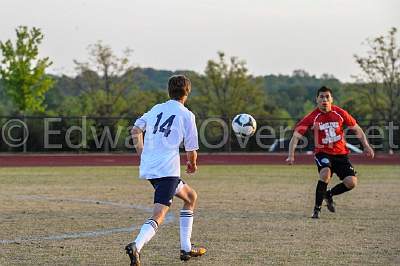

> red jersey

[{"left": 294, "top": 105, "right": 357, "bottom": 155}]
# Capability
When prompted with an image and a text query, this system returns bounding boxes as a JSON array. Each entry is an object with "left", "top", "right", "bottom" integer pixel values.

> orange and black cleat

[{"left": 180, "top": 245, "right": 207, "bottom": 261}]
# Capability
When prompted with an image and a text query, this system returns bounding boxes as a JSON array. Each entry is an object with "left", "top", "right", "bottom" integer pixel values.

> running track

[{"left": 0, "top": 153, "right": 398, "bottom": 167}]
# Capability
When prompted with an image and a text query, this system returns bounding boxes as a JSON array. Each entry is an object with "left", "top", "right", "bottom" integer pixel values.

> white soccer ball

[{"left": 232, "top": 114, "right": 257, "bottom": 137}]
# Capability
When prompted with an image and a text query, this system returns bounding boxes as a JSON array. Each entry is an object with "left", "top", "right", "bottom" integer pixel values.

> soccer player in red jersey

[{"left": 286, "top": 86, "right": 374, "bottom": 218}]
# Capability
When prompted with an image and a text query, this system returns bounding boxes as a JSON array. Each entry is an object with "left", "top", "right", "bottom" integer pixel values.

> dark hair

[
  {"left": 316, "top": 86, "right": 333, "bottom": 97},
  {"left": 168, "top": 75, "right": 191, "bottom": 100}
]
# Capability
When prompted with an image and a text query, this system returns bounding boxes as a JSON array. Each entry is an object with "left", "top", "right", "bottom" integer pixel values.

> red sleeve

[
  {"left": 341, "top": 109, "right": 357, "bottom": 127},
  {"left": 294, "top": 112, "right": 315, "bottom": 135}
]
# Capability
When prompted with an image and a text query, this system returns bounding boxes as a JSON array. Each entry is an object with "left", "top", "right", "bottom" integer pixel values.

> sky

[{"left": 1, "top": 0, "right": 399, "bottom": 81}]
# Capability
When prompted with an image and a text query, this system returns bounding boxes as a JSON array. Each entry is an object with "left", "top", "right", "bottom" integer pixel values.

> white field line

[{"left": 0, "top": 195, "right": 175, "bottom": 244}]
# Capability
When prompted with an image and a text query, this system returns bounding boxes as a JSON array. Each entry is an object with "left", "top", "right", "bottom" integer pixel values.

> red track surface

[{"left": 0, "top": 153, "right": 398, "bottom": 167}]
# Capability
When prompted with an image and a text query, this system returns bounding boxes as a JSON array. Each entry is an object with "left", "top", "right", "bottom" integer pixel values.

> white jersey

[{"left": 134, "top": 100, "right": 199, "bottom": 179}]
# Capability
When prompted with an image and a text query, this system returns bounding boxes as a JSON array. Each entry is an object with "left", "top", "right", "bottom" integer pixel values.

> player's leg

[
  {"left": 175, "top": 183, "right": 196, "bottom": 253},
  {"left": 313, "top": 167, "right": 331, "bottom": 218},
  {"left": 126, "top": 177, "right": 179, "bottom": 265},
  {"left": 313, "top": 154, "right": 332, "bottom": 218},
  {"left": 126, "top": 203, "right": 169, "bottom": 265},
  {"left": 329, "top": 175, "right": 357, "bottom": 196},
  {"left": 175, "top": 182, "right": 206, "bottom": 261},
  {"left": 325, "top": 157, "right": 357, "bottom": 212},
  {"left": 133, "top": 203, "right": 169, "bottom": 250}
]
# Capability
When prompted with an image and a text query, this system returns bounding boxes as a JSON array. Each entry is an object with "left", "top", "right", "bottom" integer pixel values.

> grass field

[{"left": 1, "top": 165, "right": 399, "bottom": 265}]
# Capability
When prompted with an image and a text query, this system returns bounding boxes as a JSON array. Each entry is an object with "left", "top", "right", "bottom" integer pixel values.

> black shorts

[
  {"left": 314, "top": 153, "right": 356, "bottom": 180},
  {"left": 149, "top": 176, "right": 184, "bottom": 207}
]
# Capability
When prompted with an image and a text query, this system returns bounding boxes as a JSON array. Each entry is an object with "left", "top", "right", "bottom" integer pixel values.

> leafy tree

[
  {"left": 0, "top": 26, "right": 54, "bottom": 114},
  {"left": 0, "top": 80, "right": 13, "bottom": 116},
  {"left": 190, "top": 51, "right": 266, "bottom": 119},
  {"left": 73, "top": 41, "right": 134, "bottom": 117},
  {"left": 188, "top": 52, "right": 268, "bottom": 152},
  {"left": 263, "top": 70, "right": 341, "bottom": 119},
  {"left": 71, "top": 41, "right": 169, "bottom": 151},
  {"left": 352, "top": 27, "right": 400, "bottom": 121},
  {"left": 70, "top": 41, "right": 136, "bottom": 151}
]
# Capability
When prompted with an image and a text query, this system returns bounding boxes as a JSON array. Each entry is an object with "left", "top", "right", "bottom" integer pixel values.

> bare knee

[
  {"left": 176, "top": 185, "right": 198, "bottom": 210},
  {"left": 151, "top": 203, "right": 169, "bottom": 225},
  {"left": 186, "top": 189, "right": 197, "bottom": 206},
  {"left": 344, "top": 176, "right": 357, "bottom": 189},
  {"left": 319, "top": 168, "right": 331, "bottom": 183}
]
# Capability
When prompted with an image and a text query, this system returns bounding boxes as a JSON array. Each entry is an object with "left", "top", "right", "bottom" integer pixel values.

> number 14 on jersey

[{"left": 153, "top": 112, "right": 176, "bottom": 137}]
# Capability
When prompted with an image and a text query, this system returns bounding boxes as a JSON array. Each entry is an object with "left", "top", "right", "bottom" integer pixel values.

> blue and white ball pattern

[{"left": 232, "top": 114, "right": 257, "bottom": 137}]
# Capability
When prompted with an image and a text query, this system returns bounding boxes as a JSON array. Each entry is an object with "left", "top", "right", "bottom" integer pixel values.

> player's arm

[
  {"left": 286, "top": 131, "right": 303, "bottom": 165},
  {"left": 184, "top": 113, "right": 199, "bottom": 174},
  {"left": 287, "top": 112, "right": 313, "bottom": 165},
  {"left": 131, "top": 126, "right": 144, "bottom": 157},
  {"left": 186, "top": 150, "right": 198, "bottom": 174},
  {"left": 349, "top": 124, "right": 374, "bottom": 158}
]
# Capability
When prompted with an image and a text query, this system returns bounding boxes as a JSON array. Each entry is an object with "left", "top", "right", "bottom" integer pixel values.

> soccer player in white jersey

[{"left": 125, "top": 75, "right": 206, "bottom": 265}]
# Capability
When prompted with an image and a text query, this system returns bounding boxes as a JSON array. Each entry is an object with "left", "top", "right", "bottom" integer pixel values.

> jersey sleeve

[
  {"left": 183, "top": 113, "right": 199, "bottom": 151},
  {"left": 134, "top": 111, "right": 150, "bottom": 131},
  {"left": 294, "top": 113, "right": 314, "bottom": 135},
  {"left": 341, "top": 109, "right": 357, "bottom": 127}
]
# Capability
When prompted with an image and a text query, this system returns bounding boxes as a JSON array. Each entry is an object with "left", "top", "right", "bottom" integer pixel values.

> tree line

[{"left": 0, "top": 26, "right": 399, "bottom": 124}]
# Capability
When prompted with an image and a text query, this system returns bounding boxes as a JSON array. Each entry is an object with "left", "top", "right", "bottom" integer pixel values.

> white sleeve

[
  {"left": 134, "top": 111, "right": 149, "bottom": 131},
  {"left": 184, "top": 113, "right": 199, "bottom": 151}
]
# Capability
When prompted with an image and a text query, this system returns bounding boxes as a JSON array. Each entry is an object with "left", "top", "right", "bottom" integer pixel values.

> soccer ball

[{"left": 232, "top": 114, "right": 257, "bottom": 137}]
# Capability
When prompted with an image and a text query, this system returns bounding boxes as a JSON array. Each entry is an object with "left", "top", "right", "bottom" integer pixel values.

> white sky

[{"left": 1, "top": 0, "right": 399, "bottom": 81}]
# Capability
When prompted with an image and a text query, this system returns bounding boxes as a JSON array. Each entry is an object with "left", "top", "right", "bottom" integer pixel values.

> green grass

[{"left": 0, "top": 165, "right": 399, "bottom": 265}]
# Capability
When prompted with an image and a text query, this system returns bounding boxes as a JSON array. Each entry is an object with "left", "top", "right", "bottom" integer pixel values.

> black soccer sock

[
  {"left": 331, "top": 182, "right": 351, "bottom": 196},
  {"left": 315, "top": 180, "right": 328, "bottom": 208}
]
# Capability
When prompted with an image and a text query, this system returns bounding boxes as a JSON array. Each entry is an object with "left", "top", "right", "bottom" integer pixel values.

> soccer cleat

[
  {"left": 311, "top": 206, "right": 321, "bottom": 219},
  {"left": 125, "top": 242, "right": 140, "bottom": 266},
  {"left": 180, "top": 245, "right": 207, "bottom": 261},
  {"left": 324, "top": 190, "right": 336, "bottom": 213}
]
